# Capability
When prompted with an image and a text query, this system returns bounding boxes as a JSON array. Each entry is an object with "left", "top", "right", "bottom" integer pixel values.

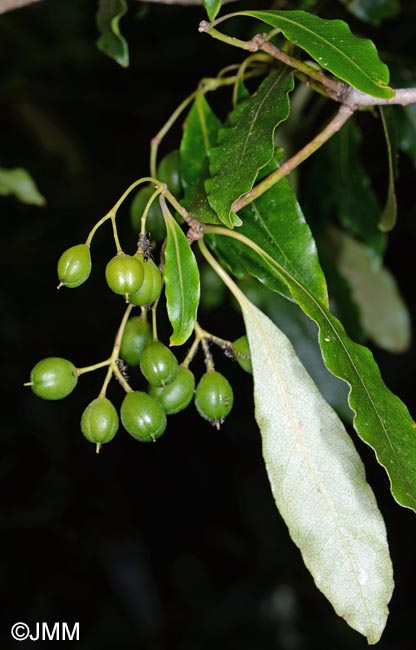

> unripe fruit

[
  {"left": 140, "top": 341, "right": 178, "bottom": 387},
  {"left": 120, "top": 316, "right": 153, "bottom": 367},
  {"left": 194, "top": 370, "right": 234, "bottom": 428},
  {"left": 57, "top": 244, "right": 91, "bottom": 288},
  {"left": 121, "top": 391, "right": 167, "bottom": 442},
  {"left": 81, "top": 397, "right": 119, "bottom": 444},
  {"left": 232, "top": 335, "right": 252, "bottom": 373},
  {"left": 28, "top": 357, "right": 78, "bottom": 400},
  {"left": 105, "top": 253, "right": 144, "bottom": 295},
  {"left": 157, "top": 149, "right": 182, "bottom": 197},
  {"left": 129, "top": 257, "right": 163, "bottom": 306},
  {"left": 130, "top": 186, "right": 166, "bottom": 241},
  {"left": 149, "top": 366, "right": 195, "bottom": 414}
]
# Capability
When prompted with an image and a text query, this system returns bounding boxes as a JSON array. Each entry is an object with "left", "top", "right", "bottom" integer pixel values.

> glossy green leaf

[
  {"left": 164, "top": 211, "right": 200, "bottom": 346},
  {"left": 378, "top": 106, "right": 398, "bottom": 232},
  {"left": 180, "top": 95, "right": 222, "bottom": 204},
  {"left": 96, "top": 0, "right": 129, "bottom": 68},
  {"left": 339, "top": 0, "right": 401, "bottom": 26},
  {"left": 210, "top": 171, "right": 329, "bottom": 305},
  {"left": 205, "top": 67, "right": 294, "bottom": 228},
  {"left": 237, "top": 10, "right": 394, "bottom": 98},
  {"left": 0, "top": 167, "right": 46, "bottom": 206},
  {"left": 202, "top": 0, "right": 222, "bottom": 21},
  {"left": 234, "top": 288, "right": 393, "bottom": 644},
  {"left": 302, "top": 120, "right": 385, "bottom": 256},
  {"left": 332, "top": 228, "right": 411, "bottom": 352},
  {"left": 214, "top": 229, "right": 416, "bottom": 511}
]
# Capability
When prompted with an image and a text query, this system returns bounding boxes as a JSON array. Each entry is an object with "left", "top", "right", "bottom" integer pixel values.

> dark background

[{"left": 2, "top": 0, "right": 416, "bottom": 648}]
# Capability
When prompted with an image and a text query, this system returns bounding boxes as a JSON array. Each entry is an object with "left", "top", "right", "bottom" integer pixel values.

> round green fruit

[
  {"left": 29, "top": 357, "right": 78, "bottom": 400},
  {"left": 130, "top": 186, "right": 166, "bottom": 241},
  {"left": 194, "top": 370, "right": 234, "bottom": 427},
  {"left": 232, "top": 335, "right": 252, "bottom": 374},
  {"left": 120, "top": 317, "right": 153, "bottom": 367},
  {"left": 105, "top": 253, "right": 144, "bottom": 295},
  {"left": 81, "top": 397, "right": 119, "bottom": 445},
  {"left": 57, "top": 243, "right": 91, "bottom": 288},
  {"left": 120, "top": 391, "right": 167, "bottom": 442},
  {"left": 140, "top": 341, "right": 178, "bottom": 387},
  {"left": 157, "top": 149, "right": 182, "bottom": 197},
  {"left": 129, "top": 257, "right": 162, "bottom": 307},
  {"left": 149, "top": 366, "right": 195, "bottom": 414}
]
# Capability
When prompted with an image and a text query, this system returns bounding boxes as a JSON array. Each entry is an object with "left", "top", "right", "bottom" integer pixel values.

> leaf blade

[
  {"left": 214, "top": 229, "right": 416, "bottom": 511},
  {"left": 378, "top": 106, "right": 398, "bottom": 232},
  {"left": 164, "top": 212, "right": 200, "bottom": 346},
  {"left": 238, "top": 292, "right": 393, "bottom": 644},
  {"left": 202, "top": 0, "right": 223, "bottom": 21},
  {"left": 0, "top": 167, "right": 46, "bottom": 206},
  {"left": 238, "top": 10, "right": 394, "bottom": 98},
  {"left": 205, "top": 67, "right": 294, "bottom": 227},
  {"left": 96, "top": 0, "right": 129, "bottom": 68},
  {"left": 180, "top": 95, "right": 222, "bottom": 205}
]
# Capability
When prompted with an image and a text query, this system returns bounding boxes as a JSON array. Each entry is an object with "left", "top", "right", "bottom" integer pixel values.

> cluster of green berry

[{"left": 25, "top": 150, "right": 252, "bottom": 452}]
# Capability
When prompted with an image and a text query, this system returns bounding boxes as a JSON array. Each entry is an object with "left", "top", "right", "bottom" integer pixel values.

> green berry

[
  {"left": 140, "top": 341, "right": 178, "bottom": 387},
  {"left": 130, "top": 186, "right": 166, "bottom": 241},
  {"left": 81, "top": 397, "right": 119, "bottom": 445},
  {"left": 157, "top": 150, "right": 182, "bottom": 197},
  {"left": 194, "top": 370, "right": 234, "bottom": 428},
  {"left": 105, "top": 253, "right": 144, "bottom": 295},
  {"left": 149, "top": 366, "right": 195, "bottom": 414},
  {"left": 28, "top": 357, "right": 78, "bottom": 400},
  {"left": 121, "top": 391, "right": 167, "bottom": 442},
  {"left": 57, "top": 244, "right": 91, "bottom": 288},
  {"left": 232, "top": 335, "right": 252, "bottom": 373},
  {"left": 129, "top": 257, "right": 162, "bottom": 307},
  {"left": 120, "top": 317, "right": 153, "bottom": 366}
]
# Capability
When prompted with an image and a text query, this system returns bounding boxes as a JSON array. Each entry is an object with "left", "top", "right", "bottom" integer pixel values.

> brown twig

[{"left": 0, "top": 0, "right": 41, "bottom": 13}]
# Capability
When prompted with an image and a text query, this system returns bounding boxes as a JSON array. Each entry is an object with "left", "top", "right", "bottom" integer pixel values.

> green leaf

[
  {"left": 164, "top": 211, "right": 200, "bottom": 346},
  {"left": 331, "top": 228, "right": 411, "bottom": 352},
  {"left": 378, "top": 106, "right": 398, "bottom": 232},
  {"left": 214, "top": 229, "right": 416, "bottom": 511},
  {"left": 202, "top": 0, "right": 222, "bottom": 21},
  {"left": 237, "top": 10, "right": 394, "bottom": 98},
  {"left": 180, "top": 95, "right": 222, "bottom": 205},
  {"left": 339, "top": 0, "right": 401, "bottom": 26},
  {"left": 0, "top": 167, "right": 46, "bottom": 206},
  {"left": 260, "top": 290, "right": 353, "bottom": 423},
  {"left": 205, "top": 67, "right": 294, "bottom": 227},
  {"left": 302, "top": 120, "right": 385, "bottom": 256},
  {"left": 229, "top": 282, "right": 393, "bottom": 644},
  {"left": 210, "top": 171, "right": 329, "bottom": 305},
  {"left": 96, "top": 0, "right": 129, "bottom": 68}
]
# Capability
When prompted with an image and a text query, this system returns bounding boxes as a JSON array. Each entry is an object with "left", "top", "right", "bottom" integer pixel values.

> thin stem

[
  {"left": 99, "top": 302, "right": 136, "bottom": 397},
  {"left": 110, "top": 214, "right": 123, "bottom": 253},
  {"left": 85, "top": 212, "right": 113, "bottom": 246},
  {"left": 150, "top": 91, "right": 197, "bottom": 177},
  {"left": 99, "top": 364, "right": 115, "bottom": 399},
  {"left": 198, "top": 22, "right": 255, "bottom": 51},
  {"left": 140, "top": 187, "right": 163, "bottom": 237},
  {"left": 232, "top": 104, "right": 353, "bottom": 212},
  {"left": 260, "top": 40, "right": 343, "bottom": 98},
  {"left": 111, "top": 177, "right": 160, "bottom": 213},
  {"left": 198, "top": 238, "right": 245, "bottom": 308},
  {"left": 78, "top": 359, "right": 111, "bottom": 376}
]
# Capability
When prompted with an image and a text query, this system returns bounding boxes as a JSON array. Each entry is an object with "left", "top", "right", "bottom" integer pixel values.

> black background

[{"left": 2, "top": 1, "right": 416, "bottom": 648}]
